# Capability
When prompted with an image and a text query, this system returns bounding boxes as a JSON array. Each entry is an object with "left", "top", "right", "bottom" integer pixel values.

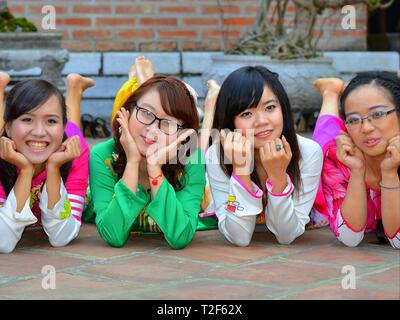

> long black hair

[
  {"left": 340, "top": 71, "right": 400, "bottom": 244},
  {"left": 212, "top": 65, "right": 302, "bottom": 197},
  {"left": 0, "top": 79, "right": 72, "bottom": 195}
]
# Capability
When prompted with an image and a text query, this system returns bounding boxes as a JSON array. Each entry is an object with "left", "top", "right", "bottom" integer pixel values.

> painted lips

[
  {"left": 254, "top": 130, "right": 273, "bottom": 138},
  {"left": 141, "top": 135, "right": 156, "bottom": 145},
  {"left": 363, "top": 138, "right": 380, "bottom": 148}
]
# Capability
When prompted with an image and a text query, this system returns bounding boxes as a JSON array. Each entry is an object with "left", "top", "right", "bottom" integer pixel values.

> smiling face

[
  {"left": 6, "top": 94, "right": 65, "bottom": 166},
  {"left": 128, "top": 88, "right": 183, "bottom": 156},
  {"left": 233, "top": 86, "right": 284, "bottom": 149},
  {"left": 344, "top": 84, "right": 400, "bottom": 157}
]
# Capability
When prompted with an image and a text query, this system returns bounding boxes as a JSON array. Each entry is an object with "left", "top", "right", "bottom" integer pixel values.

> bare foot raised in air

[
  {"left": 204, "top": 80, "right": 220, "bottom": 120},
  {"left": 135, "top": 56, "right": 154, "bottom": 84},
  {"left": 67, "top": 73, "right": 95, "bottom": 94},
  {"left": 66, "top": 73, "right": 95, "bottom": 127},
  {"left": 313, "top": 77, "right": 345, "bottom": 96},
  {"left": 314, "top": 78, "right": 344, "bottom": 117},
  {"left": 0, "top": 71, "right": 11, "bottom": 91},
  {"left": 200, "top": 79, "right": 220, "bottom": 152},
  {"left": 0, "top": 71, "right": 11, "bottom": 130}
]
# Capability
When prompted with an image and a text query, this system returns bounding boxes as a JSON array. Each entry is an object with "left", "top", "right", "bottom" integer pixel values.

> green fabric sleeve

[
  {"left": 146, "top": 149, "right": 206, "bottom": 249},
  {"left": 89, "top": 140, "right": 148, "bottom": 247}
]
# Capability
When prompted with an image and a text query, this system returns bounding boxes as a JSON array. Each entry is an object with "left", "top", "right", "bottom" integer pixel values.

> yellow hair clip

[{"left": 111, "top": 77, "right": 140, "bottom": 121}]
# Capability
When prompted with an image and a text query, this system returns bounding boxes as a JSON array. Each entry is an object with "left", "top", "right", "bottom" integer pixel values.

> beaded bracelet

[{"left": 379, "top": 181, "right": 400, "bottom": 190}]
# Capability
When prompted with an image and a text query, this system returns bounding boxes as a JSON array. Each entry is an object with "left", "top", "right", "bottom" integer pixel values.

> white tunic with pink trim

[
  {"left": 0, "top": 122, "right": 89, "bottom": 253},
  {"left": 205, "top": 134, "right": 323, "bottom": 246}
]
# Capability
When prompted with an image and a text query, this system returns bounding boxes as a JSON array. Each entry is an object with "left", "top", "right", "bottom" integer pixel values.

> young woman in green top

[{"left": 83, "top": 75, "right": 216, "bottom": 249}]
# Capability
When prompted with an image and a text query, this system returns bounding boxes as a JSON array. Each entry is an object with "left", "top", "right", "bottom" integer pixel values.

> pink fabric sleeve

[
  {"left": 321, "top": 144, "right": 350, "bottom": 235},
  {"left": 312, "top": 114, "right": 350, "bottom": 235},
  {"left": 64, "top": 121, "right": 89, "bottom": 220},
  {"left": 0, "top": 182, "right": 6, "bottom": 206},
  {"left": 312, "top": 114, "right": 346, "bottom": 154}
]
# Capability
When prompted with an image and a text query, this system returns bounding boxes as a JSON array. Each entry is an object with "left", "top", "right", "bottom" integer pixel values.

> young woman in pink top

[
  {"left": 0, "top": 75, "right": 91, "bottom": 253},
  {"left": 312, "top": 72, "right": 400, "bottom": 249}
]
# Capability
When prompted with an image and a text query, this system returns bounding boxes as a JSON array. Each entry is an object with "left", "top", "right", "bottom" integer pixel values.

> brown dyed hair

[{"left": 112, "top": 75, "right": 199, "bottom": 190}]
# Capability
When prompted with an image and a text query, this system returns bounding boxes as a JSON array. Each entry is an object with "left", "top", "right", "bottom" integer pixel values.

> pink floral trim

[
  {"left": 384, "top": 226, "right": 400, "bottom": 239},
  {"left": 266, "top": 174, "right": 293, "bottom": 197},
  {"left": 232, "top": 173, "right": 263, "bottom": 199},
  {"left": 338, "top": 208, "right": 367, "bottom": 233},
  {"left": 199, "top": 211, "right": 216, "bottom": 218}
]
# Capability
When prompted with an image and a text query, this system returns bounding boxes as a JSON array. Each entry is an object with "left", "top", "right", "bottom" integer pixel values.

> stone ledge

[
  {"left": 62, "top": 53, "right": 101, "bottom": 75},
  {"left": 4, "top": 51, "right": 397, "bottom": 77},
  {"left": 103, "top": 52, "right": 181, "bottom": 75},
  {"left": 76, "top": 76, "right": 127, "bottom": 98},
  {"left": 182, "top": 52, "right": 223, "bottom": 74},
  {"left": 323, "top": 51, "right": 399, "bottom": 73}
]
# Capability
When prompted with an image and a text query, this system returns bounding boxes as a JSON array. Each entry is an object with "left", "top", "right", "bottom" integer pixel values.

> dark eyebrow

[
  {"left": 24, "top": 112, "right": 61, "bottom": 118},
  {"left": 345, "top": 105, "right": 392, "bottom": 117},
  {"left": 263, "top": 99, "right": 278, "bottom": 105}
]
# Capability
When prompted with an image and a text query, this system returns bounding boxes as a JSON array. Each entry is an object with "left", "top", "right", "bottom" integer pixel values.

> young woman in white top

[{"left": 205, "top": 66, "right": 325, "bottom": 246}]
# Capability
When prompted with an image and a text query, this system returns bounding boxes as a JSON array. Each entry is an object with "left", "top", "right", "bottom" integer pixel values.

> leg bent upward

[
  {"left": 313, "top": 77, "right": 345, "bottom": 117},
  {"left": 66, "top": 73, "right": 95, "bottom": 128}
]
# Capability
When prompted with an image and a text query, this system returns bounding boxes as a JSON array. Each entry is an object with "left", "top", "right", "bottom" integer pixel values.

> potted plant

[
  {"left": 203, "top": 0, "right": 394, "bottom": 119},
  {"left": 0, "top": 1, "right": 69, "bottom": 91}
]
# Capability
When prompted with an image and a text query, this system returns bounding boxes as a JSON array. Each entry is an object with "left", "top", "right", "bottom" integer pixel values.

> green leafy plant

[{"left": 0, "top": 2, "right": 37, "bottom": 32}]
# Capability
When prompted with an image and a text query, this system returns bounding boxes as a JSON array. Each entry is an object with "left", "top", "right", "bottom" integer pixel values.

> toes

[{"left": 0, "top": 71, "right": 11, "bottom": 89}]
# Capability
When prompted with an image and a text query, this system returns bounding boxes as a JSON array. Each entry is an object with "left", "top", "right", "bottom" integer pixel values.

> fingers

[
  {"left": 152, "top": 129, "right": 196, "bottom": 164},
  {"left": 221, "top": 130, "right": 235, "bottom": 152},
  {"left": 222, "top": 131, "right": 244, "bottom": 150},
  {"left": 342, "top": 144, "right": 354, "bottom": 156},
  {"left": 11, "top": 140, "right": 17, "bottom": 151},
  {"left": 386, "top": 144, "right": 400, "bottom": 163},
  {"left": 0, "top": 137, "right": 16, "bottom": 157},
  {"left": 281, "top": 136, "right": 292, "bottom": 158},
  {"left": 176, "top": 129, "right": 195, "bottom": 146},
  {"left": 387, "top": 135, "right": 400, "bottom": 148},
  {"left": 116, "top": 108, "right": 131, "bottom": 139},
  {"left": 336, "top": 131, "right": 355, "bottom": 150},
  {"left": 337, "top": 130, "right": 352, "bottom": 141},
  {"left": 63, "top": 135, "right": 82, "bottom": 159}
]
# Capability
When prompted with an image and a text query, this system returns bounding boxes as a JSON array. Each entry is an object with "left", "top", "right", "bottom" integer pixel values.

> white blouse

[{"left": 205, "top": 134, "right": 323, "bottom": 246}]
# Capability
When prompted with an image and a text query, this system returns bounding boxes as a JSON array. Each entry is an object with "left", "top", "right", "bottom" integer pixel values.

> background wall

[{"left": 7, "top": 0, "right": 368, "bottom": 52}]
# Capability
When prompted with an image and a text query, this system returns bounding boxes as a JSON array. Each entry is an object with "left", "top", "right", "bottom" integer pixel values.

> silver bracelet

[{"left": 379, "top": 181, "right": 400, "bottom": 190}]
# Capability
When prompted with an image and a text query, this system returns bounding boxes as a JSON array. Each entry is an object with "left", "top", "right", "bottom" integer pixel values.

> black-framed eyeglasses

[
  {"left": 134, "top": 105, "right": 185, "bottom": 135},
  {"left": 345, "top": 107, "right": 399, "bottom": 128}
]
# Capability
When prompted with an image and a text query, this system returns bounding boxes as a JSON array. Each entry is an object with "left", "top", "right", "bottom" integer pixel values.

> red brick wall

[{"left": 7, "top": 0, "right": 367, "bottom": 52}]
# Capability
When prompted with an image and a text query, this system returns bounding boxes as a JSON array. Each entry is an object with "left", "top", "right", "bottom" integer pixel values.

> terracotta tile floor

[
  {"left": 0, "top": 224, "right": 398, "bottom": 300},
  {"left": 1, "top": 137, "right": 398, "bottom": 300}
]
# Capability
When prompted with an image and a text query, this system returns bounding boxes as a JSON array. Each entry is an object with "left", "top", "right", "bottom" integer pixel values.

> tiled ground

[
  {"left": 0, "top": 224, "right": 398, "bottom": 300},
  {"left": 0, "top": 137, "right": 399, "bottom": 300}
]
